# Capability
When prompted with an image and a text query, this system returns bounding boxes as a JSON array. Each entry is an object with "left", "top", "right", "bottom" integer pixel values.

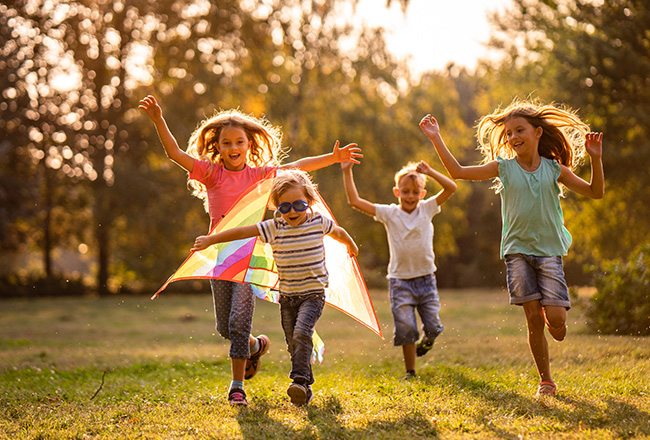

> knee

[{"left": 524, "top": 308, "right": 546, "bottom": 330}]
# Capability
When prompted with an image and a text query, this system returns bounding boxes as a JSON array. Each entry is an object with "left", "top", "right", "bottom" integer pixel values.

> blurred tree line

[{"left": 1, "top": 0, "right": 647, "bottom": 297}]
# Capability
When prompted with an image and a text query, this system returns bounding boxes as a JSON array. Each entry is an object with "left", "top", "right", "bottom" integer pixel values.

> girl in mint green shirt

[{"left": 419, "top": 98, "right": 604, "bottom": 399}]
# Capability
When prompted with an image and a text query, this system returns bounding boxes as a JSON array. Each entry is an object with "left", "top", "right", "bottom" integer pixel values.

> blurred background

[{"left": 1, "top": 0, "right": 647, "bottom": 297}]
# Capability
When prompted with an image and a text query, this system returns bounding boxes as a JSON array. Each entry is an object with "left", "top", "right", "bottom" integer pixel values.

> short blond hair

[
  {"left": 394, "top": 162, "right": 426, "bottom": 189},
  {"left": 270, "top": 169, "right": 319, "bottom": 207}
]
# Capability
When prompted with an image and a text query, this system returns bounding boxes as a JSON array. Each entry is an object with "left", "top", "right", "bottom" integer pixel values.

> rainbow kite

[{"left": 153, "top": 170, "right": 383, "bottom": 362}]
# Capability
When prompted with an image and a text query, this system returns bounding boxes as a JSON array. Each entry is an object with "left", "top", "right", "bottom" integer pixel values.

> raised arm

[
  {"left": 281, "top": 141, "right": 362, "bottom": 172},
  {"left": 328, "top": 225, "right": 359, "bottom": 257},
  {"left": 192, "top": 225, "right": 260, "bottom": 252},
  {"left": 139, "top": 95, "right": 195, "bottom": 172},
  {"left": 341, "top": 162, "right": 376, "bottom": 216},
  {"left": 419, "top": 114, "right": 499, "bottom": 181},
  {"left": 415, "top": 161, "right": 457, "bottom": 206},
  {"left": 559, "top": 132, "right": 604, "bottom": 199}
]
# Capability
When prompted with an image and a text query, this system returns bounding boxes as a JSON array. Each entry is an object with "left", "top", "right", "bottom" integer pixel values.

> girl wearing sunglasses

[{"left": 192, "top": 169, "right": 358, "bottom": 406}]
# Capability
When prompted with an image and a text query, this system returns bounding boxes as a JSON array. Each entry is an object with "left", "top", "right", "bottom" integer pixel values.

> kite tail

[{"left": 311, "top": 330, "right": 325, "bottom": 364}]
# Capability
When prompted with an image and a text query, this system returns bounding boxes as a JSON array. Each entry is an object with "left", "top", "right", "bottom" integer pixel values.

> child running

[
  {"left": 341, "top": 160, "right": 456, "bottom": 379},
  {"left": 192, "top": 169, "right": 359, "bottom": 406},
  {"left": 139, "top": 95, "right": 362, "bottom": 406},
  {"left": 419, "top": 98, "right": 604, "bottom": 397}
]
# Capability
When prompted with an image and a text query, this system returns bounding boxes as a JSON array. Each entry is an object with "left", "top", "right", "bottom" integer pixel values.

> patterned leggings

[{"left": 211, "top": 280, "right": 254, "bottom": 359}]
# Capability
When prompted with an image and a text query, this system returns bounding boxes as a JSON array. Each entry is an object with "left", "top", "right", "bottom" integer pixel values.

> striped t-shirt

[{"left": 257, "top": 212, "right": 335, "bottom": 296}]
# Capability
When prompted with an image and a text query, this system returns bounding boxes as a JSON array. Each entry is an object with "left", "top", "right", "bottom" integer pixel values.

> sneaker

[
  {"left": 305, "top": 386, "right": 314, "bottom": 406},
  {"left": 228, "top": 387, "right": 248, "bottom": 406},
  {"left": 535, "top": 381, "right": 557, "bottom": 398},
  {"left": 287, "top": 382, "right": 307, "bottom": 406},
  {"left": 245, "top": 335, "right": 270, "bottom": 380},
  {"left": 416, "top": 333, "right": 438, "bottom": 357},
  {"left": 403, "top": 370, "right": 417, "bottom": 381}
]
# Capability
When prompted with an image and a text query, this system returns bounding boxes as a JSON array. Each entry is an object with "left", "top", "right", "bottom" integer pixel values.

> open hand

[
  {"left": 138, "top": 95, "right": 162, "bottom": 122},
  {"left": 332, "top": 141, "right": 362, "bottom": 164},
  {"left": 419, "top": 114, "right": 440, "bottom": 137},
  {"left": 585, "top": 132, "right": 603, "bottom": 159}
]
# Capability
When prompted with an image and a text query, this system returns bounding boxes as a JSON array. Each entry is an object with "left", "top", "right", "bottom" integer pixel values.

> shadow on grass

[
  {"left": 235, "top": 394, "right": 439, "bottom": 440},
  {"left": 423, "top": 367, "right": 650, "bottom": 438}
]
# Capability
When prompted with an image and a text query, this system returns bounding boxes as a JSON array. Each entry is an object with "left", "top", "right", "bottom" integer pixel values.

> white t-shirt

[{"left": 374, "top": 197, "right": 441, "bottom": 279}]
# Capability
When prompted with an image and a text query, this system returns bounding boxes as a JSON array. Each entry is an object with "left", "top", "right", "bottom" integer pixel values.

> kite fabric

[{"left": 152, "top": 169, "right": 383, "bottom": 360}]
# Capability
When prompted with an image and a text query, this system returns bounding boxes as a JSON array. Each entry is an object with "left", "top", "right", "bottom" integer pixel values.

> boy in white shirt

[{"left": 341, "top": 161, "right": 456, "bottom": 379}]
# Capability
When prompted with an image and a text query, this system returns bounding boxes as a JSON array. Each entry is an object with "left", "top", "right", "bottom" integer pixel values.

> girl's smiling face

[
  {"left": 504, "top": 116, "right": 543, "bottom": 157},
  {"left": 218, "top": 125, "right": 251, "bottom": 171},
  {"left": 276, "top": 186, "right": 311, "bottom": 227}
]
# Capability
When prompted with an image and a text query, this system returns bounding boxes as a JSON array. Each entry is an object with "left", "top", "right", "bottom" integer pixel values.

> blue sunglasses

[{"left": 277, "top": 200, "right": 309, "bottom": 214}]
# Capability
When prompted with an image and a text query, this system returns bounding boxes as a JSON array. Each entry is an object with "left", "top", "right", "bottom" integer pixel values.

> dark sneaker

[
  {"left": 245, "top": 335, "right": 270, "bottom": 380},
  {"left": 228, "top": 387, "right": 248, "bottom": 406},
  {"left": 305, "top": 386, "right": 313, "bottom": 406},
  {"left": 416, "top": 333, "right": 438, "bottom": 357},
  {"left": 287, "top": 382, "right": 307, "bottom": 406},
  {"left": 403, "top": 370, "right": 417, "bottom": 381}
]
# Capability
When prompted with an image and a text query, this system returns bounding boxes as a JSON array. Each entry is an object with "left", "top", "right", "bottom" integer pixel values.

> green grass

[{"left": 0, "top": 289, "right": 648, "bottom": 439}]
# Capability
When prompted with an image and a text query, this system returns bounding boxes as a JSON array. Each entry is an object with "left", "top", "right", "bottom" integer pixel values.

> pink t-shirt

[{"left": 189, "top": 159, "right": 276, "bottom": 230}]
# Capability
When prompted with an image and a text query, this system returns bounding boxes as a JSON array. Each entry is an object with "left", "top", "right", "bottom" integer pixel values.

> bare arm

[
  {"left": 419, "top": 114, "right": 499, "bottom": 181},
  {"left": 281, "top": 141, "right": 362, "bottom": 172},
  {"left": 139, "top": 95, "right": 195, "bottom": 172},
  {"left": 559, "top": 132, "right": 604, "bottom": 199},
  {"left": 340, "top": 162, "right": 376, "bottom": 216},
  {"left": 416, "top": 161, "right": 457, "bottom": 206},
  {"left": 192, "top": 225, "right": 260, "bottom": 252},
  {"left": 328, "top": 225, "right": 359, "bottom": 257}
]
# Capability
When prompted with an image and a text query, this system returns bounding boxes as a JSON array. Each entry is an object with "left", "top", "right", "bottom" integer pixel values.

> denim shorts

[
  {"left": 388, "top": 274, "right": 443, "bottom": 346},
  {"left": 504, "top": 254, "right": 571, "bottom": 309}
]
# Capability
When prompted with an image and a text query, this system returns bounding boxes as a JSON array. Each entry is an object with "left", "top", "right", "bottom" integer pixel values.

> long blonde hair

[
  {"left": 477, "top": 98, "right": 589, "bottom": 170},
  {"left": 186, "top": 109, "right": 288, "bottom": 209}
]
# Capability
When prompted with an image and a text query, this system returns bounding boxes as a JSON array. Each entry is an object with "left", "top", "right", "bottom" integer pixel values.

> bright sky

[{"left": 354, "top": 0, "right": 511, "bottom": 75}]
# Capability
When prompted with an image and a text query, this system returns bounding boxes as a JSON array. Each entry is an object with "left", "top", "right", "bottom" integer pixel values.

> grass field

[{"left": 0, "top": 288, "right": 648, "bottom": 439}]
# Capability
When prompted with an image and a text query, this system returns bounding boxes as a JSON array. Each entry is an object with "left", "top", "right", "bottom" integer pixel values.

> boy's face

[
  {"left": 276, "top": 186, "right": 310, "bottom": 227},
  {"left": 393, "top": 175, "right": 426, "bottom": 213}
]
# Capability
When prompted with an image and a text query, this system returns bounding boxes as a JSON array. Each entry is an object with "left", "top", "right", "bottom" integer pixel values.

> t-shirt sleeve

[
  {"left": 188, "top": 158, "right": 213, "bottom": 184},
  {"left": 322, "top": 216, "right": 335, "bottom": 235},
  {"left": 421, "top": 196, "right": 441, "bottom": 218},
  {"left": 257, "top": 219, "right": 276, "bottom": 244},
  {"left": 549, "top": 159, "right": 561, "bottom": 179},
  {"left": 373, "top": 203, "right": 390, "bottom": 223},
  {"left": 496, "top": 156, "right": 508, "bottom": 189}
]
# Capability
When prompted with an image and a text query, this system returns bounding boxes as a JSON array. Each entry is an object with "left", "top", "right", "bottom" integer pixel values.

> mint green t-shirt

[{"left": 497, "top": 156, "right": 572, "bottom": 258}]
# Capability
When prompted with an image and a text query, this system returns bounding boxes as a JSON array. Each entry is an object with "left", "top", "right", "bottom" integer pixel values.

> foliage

[
  {"left": 0, "top": 273, "right": 86, "bottom": 298},
  {"left": 1, "top": 290, "right": 649, "bottom": 439},
  {"left": 587, "top": 244, "right": 650, "bottom": 336}
]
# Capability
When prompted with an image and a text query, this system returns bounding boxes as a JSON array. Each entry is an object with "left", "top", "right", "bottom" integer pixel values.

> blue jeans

[
  {"left": 211, "top": 280, "right": 255, "bottom": 359},
  {"left": 504, "top": 254, "right": 571, "bottom": 309},
  {"left": 279, "top": 292, "right": 325, "bottom": 386},
  {"left": 389, "top": 274, "right": 443, "bottom": 346}
]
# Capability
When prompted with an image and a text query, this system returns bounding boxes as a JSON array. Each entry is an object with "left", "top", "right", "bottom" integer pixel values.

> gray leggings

[{"left": 211, "top": 279, "right": 254, "bottom": 359}]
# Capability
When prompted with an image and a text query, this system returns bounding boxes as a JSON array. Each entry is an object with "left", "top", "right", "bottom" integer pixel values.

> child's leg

[
  {"left": 543, "top": 305, "right": 567, "bottom": 341},
  {"left": 389, "top": 278, "right": 419, "bottom": 374},
  {"left": 522, "top": 300, "right": 553, "bottom": 384},
  {"left": 402, "top": 343, "right": 416, "bottom": 372},
  {"left": 211, "top": 280, "right": 255, "bottom": 386},
  {"left": 416, "top": 274, "right": 444, "bottom": 340},
  {"left": 280, "top": 293, "right": 325, "bottom": 386}
]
